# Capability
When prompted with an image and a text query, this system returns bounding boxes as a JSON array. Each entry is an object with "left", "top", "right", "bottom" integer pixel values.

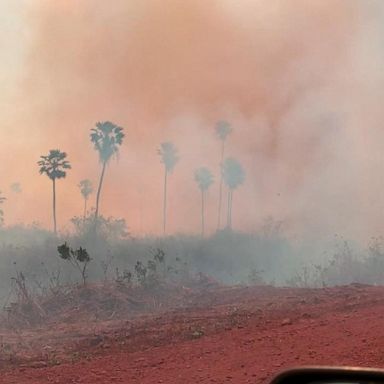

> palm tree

[
  {"left": 215, "top": 120, "right": 232, "bottom": 230},
  {"left": 222, "top": 157, "right": 245, "bottom": 229},
  {"left": 10, "top": 182, "right": 22, "bottom": 194},
  {"left": 90, "top": 121, "right": 124, "bottom": 221},
  {"left": 158, "top": 142, "right": 179, "bottom": 235},
  {"left": 0, "top": 191, "right": 6, "bottom": 227},
  {"left": 194, "top": 167, "right": 214, "bottom": 237},
  {"left": 78, "top": 179, "right": 93, "bottom": 219},
  {"left": 38, "top": 150, "right": 71, "bottom": 234}
]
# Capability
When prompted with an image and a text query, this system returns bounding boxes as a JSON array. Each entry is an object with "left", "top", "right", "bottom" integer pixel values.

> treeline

[{"left": 1, "top": 120, "right": 246, "bottom": 236}]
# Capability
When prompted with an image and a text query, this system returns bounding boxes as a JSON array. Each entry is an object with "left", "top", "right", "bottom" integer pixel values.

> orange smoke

[{"left": 2, "top": 0, "right": 377, "bottom": 238}]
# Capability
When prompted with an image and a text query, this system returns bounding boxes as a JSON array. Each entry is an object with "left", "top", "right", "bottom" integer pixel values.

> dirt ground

[{"left": 1, "top": 283, "right": 384, "bottom": 383}]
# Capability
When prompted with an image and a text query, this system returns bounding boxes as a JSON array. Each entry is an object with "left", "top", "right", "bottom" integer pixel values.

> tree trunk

[
  {"left": 217, "top": 140, "right": 225, "bottom": 231},
  {"left": 201, "top": 189, "right": 205, "bottom": 237},
  {"left": 163, "top": 168, "right": 168, "bottom": 235},
  {"left": 52, "top": 178, "right": 57, "bottom": 235},
  {"left": 83, "top": 198, "right": 87, "bottom": 221},
  {"left": 226, "top": 189, "right": 231, "bottom": 228},
  {"left": 95, "top": 161, "right": 107, "bottom": 221},
  {"left": 229, "top": 190, "right": 233, "bottom": 229}
]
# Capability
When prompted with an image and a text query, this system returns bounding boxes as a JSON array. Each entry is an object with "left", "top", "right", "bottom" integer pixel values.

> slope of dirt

[{"left": 1, "top": 284, "right": 384, "bottom": 383}]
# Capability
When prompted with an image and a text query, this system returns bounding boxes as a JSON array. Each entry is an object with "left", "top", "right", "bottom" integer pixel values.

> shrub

[{"left": 57, "top": 242, "right": 91, "bottom": 285}]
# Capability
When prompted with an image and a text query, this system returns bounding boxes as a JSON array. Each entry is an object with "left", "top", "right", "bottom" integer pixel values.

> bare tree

[
  {"left": 215, "top": 120, "right": 232, "bottom": 230},
  {"left": 158, "top": 142, "right": 179, "bottom": 235},
  {"left": 194, "top": 167, "right": 214, "bottom": 237},
  {"left": 38, "top": 150, "right": 71, "bottom": 234}
]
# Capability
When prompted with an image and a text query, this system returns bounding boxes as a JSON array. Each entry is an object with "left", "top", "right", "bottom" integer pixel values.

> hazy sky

[{"left": 1, "top": 1, "right": 384, "bottom": 239}]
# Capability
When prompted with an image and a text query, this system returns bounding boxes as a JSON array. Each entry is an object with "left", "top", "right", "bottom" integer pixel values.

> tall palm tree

[
  {"left": 222, "top": 157, "right": 245, "bottom": 229},
  {"left": 38, "top": 150, "right": 71, "bottom": 235},
  {"left": 78, "top": 179, "right": 93, "bottom": 219},
  {"left": 215, "top": 120, "right": 232, "bottom": 230},
  {"left": 0, "top": 191, "right": 6, "bottom": 227},
  {"left": 194, "top": 167, "right": 214, "bottom": 237},
  {"left": 90, "top": 121, "right": 124, "bottom": 221},
  {"left": 158, "top": 142, "right": 179, "bottom": 235}
]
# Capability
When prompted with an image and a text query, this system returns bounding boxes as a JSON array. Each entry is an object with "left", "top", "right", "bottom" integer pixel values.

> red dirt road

[{"left": 2, "top": 284, "right": 384, "bottom": 383}]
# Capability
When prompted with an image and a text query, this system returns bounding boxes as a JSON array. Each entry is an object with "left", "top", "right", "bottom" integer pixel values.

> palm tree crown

[
  {"left": 158, "top": 142, "right": 179, "bottom": 172},
  {"left": 215, "top": 120, "right": 232, "bottom": 141},
  {"left": 10, "top": 182, "right": 22, "bottom": 194},
  {"left": 222, "top": 158, "right": 245, "bottom": 190},
  {"left": 0, "top": 192, "right": 6, "bottom": 205},
  {"left": 195, "top": 167, "right": 214, "bottom": 191},
  {"left": 90, "top": 121, "right": 124, "bottom": 163},
  {"left": 38, "top": 150, "right": 71, "bottom": 179},
  {"left": 78, "top": 179, "right": 93, "bottom": 200}
]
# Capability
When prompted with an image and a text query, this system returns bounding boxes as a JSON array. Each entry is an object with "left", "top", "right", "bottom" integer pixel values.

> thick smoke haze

[{"left": 1, "top": 0, "right": 384, "bottom": 239}]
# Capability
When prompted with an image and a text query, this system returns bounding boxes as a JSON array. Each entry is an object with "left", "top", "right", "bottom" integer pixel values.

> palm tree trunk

[
  {"left": 226, "top": 189, "right": 231, "bottom": 228},
  {"left": 95, "top": 161, "right": 107, "bottom": 221},
  {"left": 201, "top": 189, "right": 205, "bottom": 237},
  {"left": 217, "top": 140, "right": 225, "bottom": 230},
  {"left": 229, "top": 190, "right": 233, "bottom": 229},
  {"left": 163, "top": 168, "right": 168, "bottom": 235},
  {"left": 83, "top": 198, "right": 87, "bottom": 220},
  {"left": 52, "top": 178, "right": 57, "bottom": 235}
]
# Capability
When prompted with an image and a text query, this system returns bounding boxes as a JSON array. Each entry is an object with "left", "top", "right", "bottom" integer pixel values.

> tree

[
  {"left": 215, "top": 120, "right": 232, "bottom": 230},
  {"left": 194, "top": 167, "right": 214, "bottom": 237},
  {"left": 0, "top": 191, "right": 6, "bottom": 226},
  {"left": 222, "top": 157, "right": 245, "bottom": 229},
  {"left": 78, "top": 179, "right": 93, "bottom": 219},
  {"left": 38, "top": 150, "right": 71, "bottom": 235},
  {"left": 158, "top": 142, "right": 179, "bottom": 235},
  {"left": 90, "top": 121, "right": 124, "bottom": 221}
]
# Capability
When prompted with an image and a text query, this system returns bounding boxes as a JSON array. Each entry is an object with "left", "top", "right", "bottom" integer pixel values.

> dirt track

[{"left": 2, "top": 284, "right": 384, "bottom": 383}]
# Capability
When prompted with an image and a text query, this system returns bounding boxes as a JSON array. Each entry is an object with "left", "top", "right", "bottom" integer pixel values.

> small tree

[
  {"left": 194, "top": 167, "right": 214, "bottom": 237},
  {"left": 38, "top": 150, "right": 71, "bottom": 235},
  {"left": 57, "top": 242, "right": 91, "bottom": 286},
  {"left": 0, "top": 191, "right": 6, "bottom": 226},
  {"left": 158, "top": 142, "right": 179, "bottom": 235},
  {"left": 90, "top": 121, "right": 124, "bottom": 221},
  {"left": 222, "top": 157, "right": 245, "bottom": 229},
  {"left": 78, "top": 179, "right": 93, "bottom": 219},
  {"left": 215, "top": 121, "right": 232, "bottom": 230}
]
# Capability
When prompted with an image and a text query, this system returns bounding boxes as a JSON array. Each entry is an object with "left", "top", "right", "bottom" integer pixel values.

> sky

[{"left": 1, "top": 0, "right": 384, "bottom": 240}]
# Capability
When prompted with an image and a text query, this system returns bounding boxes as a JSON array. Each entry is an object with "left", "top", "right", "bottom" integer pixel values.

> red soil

[{"left": 1, "top": 284, "right": 384, "bottom": 384}]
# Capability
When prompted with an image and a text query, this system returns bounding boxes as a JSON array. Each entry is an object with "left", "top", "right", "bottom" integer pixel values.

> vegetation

[
  {"left": 2, "top": 116, "right": 247, "bottom": 237},
  {"left": 194, "top": 167, "right": 214, "bottom": 237},
  {"left": 71, "top": 212, "right": 128, "bottom": 241},
  {"left": 158, "top": 141, "right": 179, "bottom": 235},
  {"left": 57, "top": 242, "right": 91, "bottom": 286},
  {"left": 90, "top": 121, "right": 124, "bottom": 221},
  {"left": 37, "top": 150, "right": 71, "bottom": 235}
]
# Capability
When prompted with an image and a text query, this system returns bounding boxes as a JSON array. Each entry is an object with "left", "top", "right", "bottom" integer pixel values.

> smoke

[{"left": 1, "top": 0, "right": 384, "bottom": 240}]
